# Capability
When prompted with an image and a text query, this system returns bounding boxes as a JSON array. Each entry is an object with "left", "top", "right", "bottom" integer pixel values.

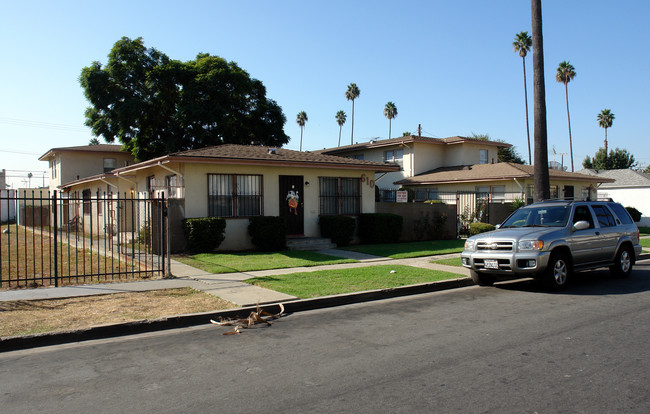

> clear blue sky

[{"left": 1, "top": 0, "right": 648, "bottom": 188}]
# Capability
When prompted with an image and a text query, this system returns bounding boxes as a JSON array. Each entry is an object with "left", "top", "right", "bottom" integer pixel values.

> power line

[
  {"left": 0, "top": 149, "right": 41, "bottom": 156},
  {"left": 0, "top": 117, "right": 88, "bottom": 132}
]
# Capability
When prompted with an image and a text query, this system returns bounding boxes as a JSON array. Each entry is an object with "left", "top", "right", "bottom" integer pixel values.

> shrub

[
  {"left": 469, "top": 222, "right": 495, "bottom": 236},
  {"left": 183, "top": 217, "right": 226, "bottom": 253},
  {"left": 319, "top": 215, "right": 356, "bottom": 246},
  {"left": 248, "top": 216, "right": 287, "bottom": 251},
  {"left": 358, "top": 213, "right": 403, "bottom": 244},
  {"left": 625, "top": 206, "right": 642, "bottom": 222},
  {"left": 511, "top": 197, "right": 526, "bottom": 211}
]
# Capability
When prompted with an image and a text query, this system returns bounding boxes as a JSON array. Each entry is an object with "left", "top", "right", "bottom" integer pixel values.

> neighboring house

[
  {"left": 317, "top": 135, "right": 508, "bottom": 200},
  {"left": 395, "top": 162, "right": 610, "bottom": 202},
  {"left": 38, "top": 144, "right": 135, "bottom": 194},
  {"left": 59, "top": 144, "right": 399, "bottom": 251},
  {"left": 0, "top": 169, "right": 7, "bottom": 190},
  {"left": 578, "top": 168, "right": 650, "bottom": 226}
]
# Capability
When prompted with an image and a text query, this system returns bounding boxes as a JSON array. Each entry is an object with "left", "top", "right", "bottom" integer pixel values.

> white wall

[{"left": 598, "top": 187, "right": 650, "bottom": 226}]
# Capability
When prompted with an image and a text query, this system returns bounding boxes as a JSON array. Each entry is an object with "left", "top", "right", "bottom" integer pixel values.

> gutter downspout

[
  {"left": 157, "top": 161, "right": 184, "bottom": 179},
  {"left": 513, "top": 177, "right": 525, "bottom": 201},
  {"left": 99, "top": 178, "right": 119, "bottom": 190}
]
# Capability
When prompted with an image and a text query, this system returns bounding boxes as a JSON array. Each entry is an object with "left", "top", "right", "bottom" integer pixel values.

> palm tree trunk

[
  {"left": 564, "top": 83, "right": 574, "bottom": 172},
  {"left": 338, "top": 126, "right": 342, "bottom": 147},
  {"left": 531, "top": 0, "right": 550, "bottom": 202},
  {"left": 523, "top": 57, "right": 532, "bottom": 165},
  {"left": 350, "top": 100, "right": 355, "bottom": 145},
  {"left": 300, "top": 128, "right": 303, "bottom": 152},
  {"left": 388, "top": 119, "right": 392, "bottom": 139},
  {"left": 604, "top": 128, "right": 608, "bottom": 154}
]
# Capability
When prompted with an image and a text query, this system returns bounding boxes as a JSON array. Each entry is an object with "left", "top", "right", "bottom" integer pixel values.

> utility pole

[{"left": 418, "top": 124, "right": 422, "bottom": 136}]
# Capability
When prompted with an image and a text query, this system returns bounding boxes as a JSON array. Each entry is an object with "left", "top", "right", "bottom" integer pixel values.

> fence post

[
  {"left": 53, "top": 190, "right": 58, "bottom": 287},
  {"left": 165, "top": 197, "right": 171, "bottom": 278}
]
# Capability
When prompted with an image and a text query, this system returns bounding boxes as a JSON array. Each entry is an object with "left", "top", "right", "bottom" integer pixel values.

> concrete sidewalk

[{"left": 0, "top": 250, "right": 468, "bottom": 307}]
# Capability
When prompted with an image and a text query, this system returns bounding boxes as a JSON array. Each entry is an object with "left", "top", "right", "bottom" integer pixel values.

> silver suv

[{"left": 461, "top": 200, "right": 642, "bottom": 289}]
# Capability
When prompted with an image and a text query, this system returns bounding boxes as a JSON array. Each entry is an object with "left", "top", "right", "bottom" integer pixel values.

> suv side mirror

[
  {"left": 572, "top": 220, "right": 590, "bottom": 231},
  {"left": 495, "top": 224, "right": 501, "bottom": 229}
]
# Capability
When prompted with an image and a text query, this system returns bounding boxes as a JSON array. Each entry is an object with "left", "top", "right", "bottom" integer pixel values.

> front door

[{"left": 279, "top": 175, "right": 304, "bottom": 235}]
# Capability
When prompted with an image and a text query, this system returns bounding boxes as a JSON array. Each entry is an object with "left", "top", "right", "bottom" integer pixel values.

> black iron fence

[{"left": 0, "top": 190, "right": 167, "bottom": 289}]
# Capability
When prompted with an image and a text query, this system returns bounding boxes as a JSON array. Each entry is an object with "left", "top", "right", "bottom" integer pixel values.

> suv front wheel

[
  {"left": 610, "top": 245, "right": 633, "bottom": 278},
  {"left": 470, "top": 270, "right": 495, "bottom": 286},
  {"left": 544, "top": 252, "right": 570, "bottom": 290}
]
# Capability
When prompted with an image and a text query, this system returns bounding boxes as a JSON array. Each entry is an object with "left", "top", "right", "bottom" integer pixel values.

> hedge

[
  {"left": 469, "top": 222, "right": 496, "bottom": 236},
  {"left": 248, "top": 216, "right": 287, "bottom": 251},
  {"left": 319, "top": 215, "right": 356, "bottom": 246},
  {"left": 182, "top": 217, "right": 226, "bottom": 253}
]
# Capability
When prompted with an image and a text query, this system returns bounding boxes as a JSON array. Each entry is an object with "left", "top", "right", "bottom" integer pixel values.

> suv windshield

[{"left": 501, "top": 205, "right": 571, "bottom": 228}]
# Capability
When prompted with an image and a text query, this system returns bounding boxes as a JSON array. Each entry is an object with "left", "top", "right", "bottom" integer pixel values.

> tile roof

[
  {"left": 395, "top": 163, "right": 612, "bottom": 186},
  {"left": 115, "top": 144, "right": 400, "bottom": 173},
  {"left": 39, "top": 144, "right": 129, "bottom": 160},
  {"left": 578, "top": 168, "right": 650, "bottom": 188},
  {"left": 316, "top": 135, "right": 510, "bottom": 155}
]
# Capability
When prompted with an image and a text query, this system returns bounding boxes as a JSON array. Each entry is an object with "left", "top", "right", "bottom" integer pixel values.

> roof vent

[{"left": 268, "top": 148, "right": 278, "bottom": 155}]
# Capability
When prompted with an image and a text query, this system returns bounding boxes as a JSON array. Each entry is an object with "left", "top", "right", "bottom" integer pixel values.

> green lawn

[
  {"left": 342, "top": 239, "right": 465, "bottom": 259},
  {"left": 173, "top": 250, "right": 357, "bottom": 274},
  {"left": 432, "top": 257, "right": 462, "bottom": 267},
  {"left": 641, "top": 238, "right": 650, "bottom": 248},
  {"left": 245, "top": 265, "right": 463, "bottom": 298}
]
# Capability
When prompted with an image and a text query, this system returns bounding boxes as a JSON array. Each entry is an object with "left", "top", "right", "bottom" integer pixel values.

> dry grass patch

[
  {"left": 1, "top": 224, "right": 156, "bottom": 289},
  {"left": 0, "top": 288, "right": 237, "bottom": 338}
]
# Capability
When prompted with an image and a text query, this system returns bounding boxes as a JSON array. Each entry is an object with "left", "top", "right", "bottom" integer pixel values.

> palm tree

[
  {"left": 597, "top": 109, "right": 615, "bottom": 154},
  {"left": 296, "top": 111, "right": 308, "bottom": 152},
  {"left": 345, "top": 83, "right": 360, "bottom": 145},
  {"left": 531, "top": 0, "right": 550, "bottom": 201},
  {"left": 383, "top": 102, "right": 398, "bottom": 139},
  {"left": 513, "top": 31, "right": 532, "bottom": 165},
  {"left": 556, "top": 60, "right": 576, "bottom": 171},
  {"left": 335, "top": 110, "right": 347, "bottom": 147}
]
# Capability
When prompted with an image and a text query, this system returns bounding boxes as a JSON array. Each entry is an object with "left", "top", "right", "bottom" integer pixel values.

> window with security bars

[
  {"left": 319, "top": 177, "right": 361, "bottom": 216},
  {"left": 208, "top": 174, "right": 262, "bottom": 217}
]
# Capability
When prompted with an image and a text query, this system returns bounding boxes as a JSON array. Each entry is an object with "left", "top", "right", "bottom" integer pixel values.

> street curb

[{"left": 0, "top": 277, "right": 474, "bottom": 352}]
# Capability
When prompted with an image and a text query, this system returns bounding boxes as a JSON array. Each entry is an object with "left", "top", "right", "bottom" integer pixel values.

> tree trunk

[
  {"left": 531, "top": 0, "right": 550, "bottom": 202},
  {"left": 350, "top": 100, "right": 355, "bottom": 145},
  {"left": 565, "top": 83, "right": 574, "bottom": 172},
  {"left": 604, "top": 128, "right": 608, "bottom": 154},
  {"left": 338, "top": 126, "right": 342, "bottom": 147},
  {"left": 388, "top": 118, "right": 392, "bottom": 139},
  {"left": 523, "top": 57, "right": 532, "bottom": 165}
]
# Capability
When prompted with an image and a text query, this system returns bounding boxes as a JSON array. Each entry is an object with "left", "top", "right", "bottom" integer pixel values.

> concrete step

[{"left": 287, "top": 237, "right": 337, "bottom": 251}]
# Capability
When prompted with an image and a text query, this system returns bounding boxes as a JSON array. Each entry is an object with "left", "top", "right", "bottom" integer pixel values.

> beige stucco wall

[
  {"left": 443, "top": 143, "right": 498, "bottom": 166},
  {"left": 130, "top": 162, "right": 379, "bottom": 250},
  {"left": 47, "top": 151, "right": 134, "bottom": 192}
]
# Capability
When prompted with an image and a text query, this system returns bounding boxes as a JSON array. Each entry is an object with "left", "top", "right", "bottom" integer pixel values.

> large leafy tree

[
  {"left": 513, "top": 31, "right": 533, "bottom": 165},
  {"left": 556, "top": 60, "right": 577, "bottom": 172},
  {"left": 345, "top": 83, "right": 360, "bottom": 145},
  {"left": 597, "top": 108, "right": 615, "bottom": 154},
  {"left": 531, "top": 0, "right": 550, "bottom": 201},
  {"left": 383, "top": 102, "right": 397, "bottom": 139},
  {"left": 583, "top": 147, "right": 635, "bottom": 170},
  {"left": 296, "top": 111, "right": 308, "bottom": 151},
  {"left": 335, "top": 110, "right": 346, "bottom": 147},
  {"left": 80, "top": 37, "right": 289, "bottom": 161}
]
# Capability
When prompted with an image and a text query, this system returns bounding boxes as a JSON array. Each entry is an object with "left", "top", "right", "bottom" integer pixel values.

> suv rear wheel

[
  {"left": 470, "top": 270, "right": 495, "bottom": 286},
  {"left": 544, "top": 252, "right": 570, "bottom": 290},
  {"left": 610, "top": 245, "right": 633, "bottom": 278}
]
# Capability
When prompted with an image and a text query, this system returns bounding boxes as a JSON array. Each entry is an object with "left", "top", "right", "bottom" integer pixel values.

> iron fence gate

[{"left": 0, "top": 190, "right": 168, "bottom": 289}]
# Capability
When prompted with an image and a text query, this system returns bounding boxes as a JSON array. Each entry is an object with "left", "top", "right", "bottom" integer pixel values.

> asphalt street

[{"left": 1, "top": 261, "right": 649, "bottom": 413}]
